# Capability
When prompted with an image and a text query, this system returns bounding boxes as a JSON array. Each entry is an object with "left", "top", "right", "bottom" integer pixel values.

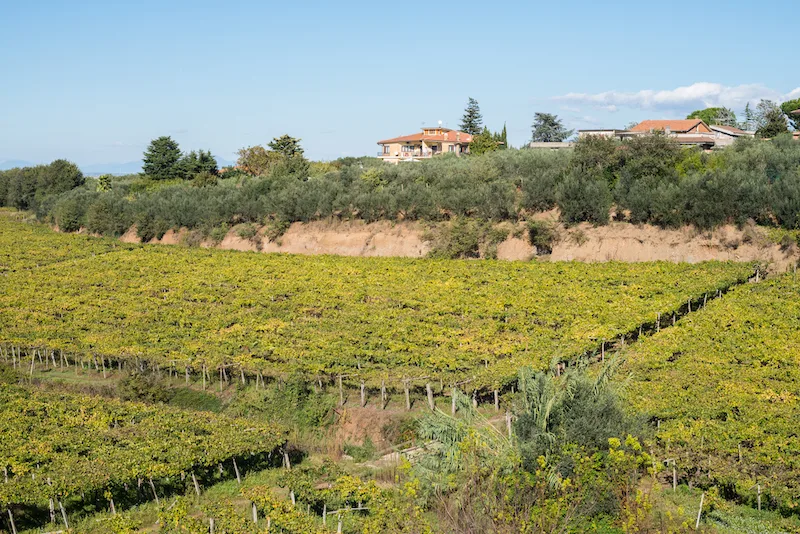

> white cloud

[
  {"left": 560, "top": 105, "right": 582, "bottom": 113},
  {"left": 556, "top": 82, "right": 800, "bottom": 111}
]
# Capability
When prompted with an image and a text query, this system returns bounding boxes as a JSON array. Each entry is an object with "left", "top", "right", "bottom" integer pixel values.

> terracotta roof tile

[
  {"left": 710, "top": 124, "right": 748, "bottom": 135},
  {"left": 378, "top": 130, "right": 473, "bottom": 145},
  {"left": 629, "top": 119, "right": 709, "bottom": 133}
]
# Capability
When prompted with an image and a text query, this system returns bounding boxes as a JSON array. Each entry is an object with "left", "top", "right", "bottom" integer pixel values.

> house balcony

[{"left": 379, "top": 149, "right": 435, "bottom": 158}]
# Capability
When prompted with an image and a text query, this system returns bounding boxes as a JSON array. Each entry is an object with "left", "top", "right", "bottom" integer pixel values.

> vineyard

[
  {"left": 0, "top": 211, "right": 136, "bottom": 273},
  {"left": 622, "top": 271, "right": 800, "bottom": 510},
  {"left": 0, "top": 379, "right": 285, "bottom": 530},
  {"left": 0, "top": 217, "right": 756, "bottom": 393}
]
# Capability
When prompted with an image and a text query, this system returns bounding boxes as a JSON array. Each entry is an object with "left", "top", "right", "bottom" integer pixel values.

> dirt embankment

[{"left": 118, "top": 219, "right": 798, "bottom": 271}]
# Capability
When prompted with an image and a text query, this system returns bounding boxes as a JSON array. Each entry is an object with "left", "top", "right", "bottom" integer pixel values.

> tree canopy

[
  {"left": 530, "top": 113, "right": 573, "bottom": 143},
  {"left": 755, "top": 100, "right": 789, "bottom": 138},
  {"left": 142, "top": 136, "right": 182, "bottom": 180},
  {"left": 268, "top": 135, "right": 305, "bottom": 158},
  {"left": 459, "top": 97, "right": 483, "bottom": 136},
  {"left": 780, "top": 98, "right": 800, "bottom": 130},
  {"left": 469, "top": 127, "right": 501, "bottom": 156},
  {"left": 686, "top": 106, "right": 737, "bottom": 126}
]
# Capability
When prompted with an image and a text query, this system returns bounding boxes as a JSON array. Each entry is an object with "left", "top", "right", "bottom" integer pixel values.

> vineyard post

[
  {"left": 7, "top": 508, "right": 17, "bottom": 534},
  {"left": 191, "top": 471, "right": 201, "bottom": 496},
  {"left": 688, "top": 298, "right": 691, "bottom": 313},
  {"left": 426, "top": 383, "right": 434, "bottom": 411},
  {"left": 757, "top": 484, "right": 761, "bottom": 512},
  {"left": 703, "top": 293, "right": 707, "bottom": 308},
  {"left": 472, "top": 391, "right": 477, "bottom": 409},
  {"left": 323, "top": 503, "right": 327, "bottom": 526},
  {"left": 109, "top": 496, "right": 116, "bottom": 515},
  {"left": 505, "top": 411, "right": 512, "bottom": 439},
  {"left": 451, "top": 387, "right": 457, "bottom": 415},
  {"left": 185, "top": 366, "right": 190, "bottom": 385},
  {"left": 695, "top": 492, "right": 705, "bottom": 529},
  {"left": 601, "top": 341, "right": 605, "bottom": 362},
  {"left": 738, "top": 443, "right": 742, "bottom": 462},
  {"left": 251, "top": 502, "right": 258, "bottom": 524},
  {"left": 290, "top": 489, "right": 296, "bottom": 505},
  {"left": 51, "top": 350, "right": 56, "bottom": 368},
  {"left": 219, "top": 367, "right": 223, "bottom": 392},
  {"left": 404, "top": 380, "right": 410, "bottom": 411},
  {"left": 101, "top": 357, "right": 107, "bottom": 379},
  {"left": 240, "top": 368, "right": 246, "bottom": 385},
  {"left": 657, "top": 313, "right": 661, "bottom": 332},
  {"left": 338, "top": 375, "right": 344, "bottom": 406},
  {"left": 232, "top": 457, "right": 242, "bottom": 484},
  {"left": 381, "top": 381, "right": 387, "bottom": 410},
  {"left": 494, "top": 390, "right": 499, "bottom": 412},
  {"left": 148, "top": 477, "right": 160, "bottom": 505},
  {"left": 283, "top": 449, "right": 291, "bottom": 470},
  {"left": 209, "top": 517, "right": 215, "bottom": 534},
  {"left": 663, "top": 459, "right": 677, "bottom": 491},
  {"left": 360, "top": 381, "right": 366, "bottom": 408},
  {"left": 202, "top": 365, "right": 207, "bottom": 390},
  {"left": 58, "top": 499, "right": 68, "bottom": 529},
  {"left": 49, "top": 497, "right": 55, "bottom": 524},
  {"left": 38, "top": 349, "right": 43, "bottom": 365},
  {"left": 29, "top": 349, "right": 35, "bottom": 376}
]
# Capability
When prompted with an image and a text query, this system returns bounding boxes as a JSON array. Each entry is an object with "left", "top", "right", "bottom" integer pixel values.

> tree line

[{"left": 1, "top": 123, "right": 799, "bottom": 241}]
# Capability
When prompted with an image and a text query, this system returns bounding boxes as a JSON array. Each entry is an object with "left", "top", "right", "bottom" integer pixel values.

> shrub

[
  {"left": 53, "top": 190, "right": 94, "bottom": 232},
  {"left": 86, "top": 194, "right": 131, "bottom": 236},
  {"left": 527, "top": 219, "right": 558, "bottom": 254},
  {"left": 556, "top": 170, "right": 611, "bottom": 225},
  {"left": 426, "top": 218, "right": 485, "bottom": 259},
  {"left": 118, "top": 371, "right": 174, "bottom": 404}
]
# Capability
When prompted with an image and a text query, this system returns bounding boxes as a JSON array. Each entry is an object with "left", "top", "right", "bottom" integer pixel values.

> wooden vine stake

[
  {"left": 505, "top": 411, "right": 512, "bottom": 439},
  {"left": 191, "top": 471, "right": 201, "bottom": 496},
  {"left": 252, "top": 502, "right": 258, "bottom": 524},
  {"left": 451, "top": 387, "right": 457, "bottom": 415},
  {"left": 232, "top": 457, "right": 242, "bottom": 484},
  {"left": 58, "top": 499, "right": 68, "bottom": 529},
  {"left": 494, "top": 390, "right": 499, "bottom": 412},
  {"left": 7, "top": 508, "right": 17, "bottom": 534},
  {"left": 360, "top": 381, "right": 366, "bottom": 408},
  {"left": 338, "top": 375, "right": 344, "bottom": 406},
  {"left": 404, "top": 380, "right": 410, "bottom": 411},
  {"left": 381, "top": 381, "right": 387, "bottom": 410},
  {"left": 695, "top": 492, "right": 705, "bottom": 530},
  {"left": 426, "top": 383, "right": 434, "bottom": 411}
]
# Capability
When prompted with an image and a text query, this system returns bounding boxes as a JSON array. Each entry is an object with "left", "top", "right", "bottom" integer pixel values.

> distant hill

[
  {"left": 0, "top": 159, "right": 36, "bottom": 170},
  {"left": 81, "top": 161, "right": 143, "bottom": 176}
]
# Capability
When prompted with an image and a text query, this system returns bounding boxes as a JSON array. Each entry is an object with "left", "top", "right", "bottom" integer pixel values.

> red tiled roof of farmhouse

[
  {"left": 629, "top": 119, "right": 711, "bottom": 133},
  {"left": 378, "top": 128, "right": 473, "bottom": 145}
]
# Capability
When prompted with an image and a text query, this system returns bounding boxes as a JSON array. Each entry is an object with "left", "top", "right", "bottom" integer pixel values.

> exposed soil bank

[{"left": 118, "top": 219, "right": 797, "bottom": 271}]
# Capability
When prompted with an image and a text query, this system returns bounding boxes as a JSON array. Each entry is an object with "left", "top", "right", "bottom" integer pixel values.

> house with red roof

[
  {"left": 580, "top": 119, "right": 753, "bottom": 149},
  {"left": 377, "top": 126, "right": 473, "bottom": 163}
]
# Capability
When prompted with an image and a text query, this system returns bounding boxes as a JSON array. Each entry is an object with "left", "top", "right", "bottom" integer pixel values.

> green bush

[
  {"left": 118, "top": 371, "right": 174, "bottom": 404},
  {"left": 527, "top": 219, "right": 558, "bottom": 254},
  {"left": 556, "top": 170, "right": 611, "bottom": 225}
]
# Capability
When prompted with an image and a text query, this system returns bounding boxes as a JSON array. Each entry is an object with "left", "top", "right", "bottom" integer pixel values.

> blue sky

[{"left": 1, "top": 0, "right": 797, "bottom": 168}]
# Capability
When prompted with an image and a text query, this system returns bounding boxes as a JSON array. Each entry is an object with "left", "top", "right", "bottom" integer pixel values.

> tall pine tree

[{"left": 459, "top": 97, "right": 483, "bottom": 135}]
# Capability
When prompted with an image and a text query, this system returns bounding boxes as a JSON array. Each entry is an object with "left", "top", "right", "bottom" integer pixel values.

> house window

[
  {"left": 448, "top": 145, "right": 455, "bottom": 152},
  {"left": 383, "top": 145, "right": 390, "bottom": 154},
  {"left": 401, "top": 145, "right": 413, "bottom": 152}
]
